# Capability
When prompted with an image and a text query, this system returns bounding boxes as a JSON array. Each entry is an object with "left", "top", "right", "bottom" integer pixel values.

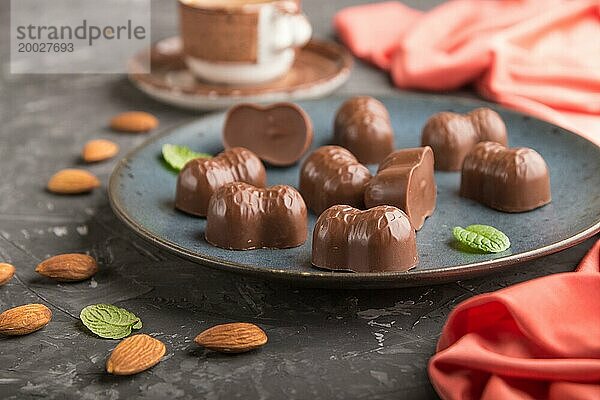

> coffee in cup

[{"left": 179, "top": 0, "right": 312, "bottom": 85}]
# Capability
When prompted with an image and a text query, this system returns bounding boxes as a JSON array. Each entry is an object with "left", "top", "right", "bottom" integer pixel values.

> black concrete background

[{"left": 0, "top": 1, "right": 597, "bottom": 399}]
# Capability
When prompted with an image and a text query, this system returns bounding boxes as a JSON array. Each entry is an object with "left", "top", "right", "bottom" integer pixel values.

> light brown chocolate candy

[
  {"left": 312, "top": 205, "right": 418, "bottom": 273},
  {"left": 175, "top": 147, "right": 266, "bottom": 217},
  {"left": 421, "top": 108, "right": 508, "bottom": 171},
  {"left": 205, "top": 182, "right": 307, "bottom": 250},
  {"left": 364, "top": 147, "right": 436, "bottom": 230},
  {"left": 299, "top": 146, "right": 372, "bottom": 215},
  {"left": 460, "top": 142, "right": 551, "bottom": 212},
  {"left": 334, "top": 96, "right": 394, "bottom": 164},
  {"left": 223, "top": 103, "right": 313, "bottom": 166}
]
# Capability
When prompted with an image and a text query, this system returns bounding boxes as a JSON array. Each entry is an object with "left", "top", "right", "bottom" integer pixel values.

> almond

[
  {"left": 106, "top": 334, "right": 166, "bottom": 375},
  {"left": 0, "top": 304, "right": 52, "bottom": 336},
  {"left": 110, "top": 111, "right": 159, "bottom": 133},
  {"left": 194, "top": 322, "right": 267, "bottom": 353},
  {"left": 36, "top": 253, "right": 98, "bottom": 282},
  {"left": 0, "top": 263, "right": 15, "bottom": 286},
  {"left": 47, "top": 169, "right": 100, "bottom": 194},
  {"left": 82, "top": 139, "right": 119, "bottom": 163}
]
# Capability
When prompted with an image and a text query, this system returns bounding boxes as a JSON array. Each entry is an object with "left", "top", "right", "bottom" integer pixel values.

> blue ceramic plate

[{"left": 109, "top": 95, "right": 600, "bottom": 288}]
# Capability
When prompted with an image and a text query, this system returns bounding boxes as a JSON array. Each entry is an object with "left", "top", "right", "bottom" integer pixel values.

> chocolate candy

[
  {"left": 460, "top": 142, "right": 551, "bottom": 212},
  {"left": 299, "top": 146, "right": 372, "bottom": 215},
  {"left": 421, "top": 108, "right": 508, "bottom": 171},
  {"left": 312, "top": 205, "right": 418, "bottom": 273},
  {"left": 334, "top": 96, "right": 394, "bottom": 164},
  {"left": 205, "top": 182, "right": 307, "bottom": 250},
  {"left": 364, "top": 147, "right": 436, "bottom": 230},
  {"left": 223, "top": 103, "right": 313, "bottom": 166},
  {"left": 175, "top": 147, "right": 266, "bottom": 217}
]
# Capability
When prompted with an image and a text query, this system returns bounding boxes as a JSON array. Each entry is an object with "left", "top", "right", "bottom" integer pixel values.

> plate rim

[{"left": 108, "top": 94, "right": 600, "bottom": 286}]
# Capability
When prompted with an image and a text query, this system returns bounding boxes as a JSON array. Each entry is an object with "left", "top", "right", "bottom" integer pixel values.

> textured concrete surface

[{"left": 0, "top": 1, "right": 597, "bottom": 399}]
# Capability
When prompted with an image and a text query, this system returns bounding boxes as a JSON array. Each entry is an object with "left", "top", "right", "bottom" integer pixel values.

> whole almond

[
  {"left": 36, "top": 253, "right": 98, "bottom": 282},
  {"left": 110, "top": 111, "right": 158, "bottom": 133},
  {"left": 82, "top": 139, "right": 119, "bottom": 163},
  {"left": 0, "top": 263, "right": 16, "bottom": 286},
  {"left": 106, "top": 334, "right": 166, "bottom": 375},
  {"left": 0, "top": 304, "right": 52, "bottom": 336},
  {"left": 194, "top": 322, "right": 267, "bottom": 353},
  {"left": 47, "top": 169, "right": 100, "bottom": 194}
]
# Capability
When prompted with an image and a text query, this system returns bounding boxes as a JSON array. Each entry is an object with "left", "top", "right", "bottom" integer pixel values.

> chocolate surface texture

[
  {"left": 364, "top": 147, "right": 436, "bottom": 230},
  {"left": 223, "top": 103, "right": 313, "bottom": 166},
  {"left": 175, "top": 147, "right": 266, "bottom": 217},
  {"left": 334, "top": 96, "right": 394, "bottom": 164},
  {"left": 312, "top": 205, "right": 418, "bottom": 273},
  {"left": 205, "top": 182, "right": 307, "bottom": 250},
  {"left": 421, "top": 108, "right": 508, "bottom": 171},
  {"left": 460, "top": 142, "right": 551, "bottom": 212},
  {"left": 299, "top": 146, "right": 372, "bottom": 215}
]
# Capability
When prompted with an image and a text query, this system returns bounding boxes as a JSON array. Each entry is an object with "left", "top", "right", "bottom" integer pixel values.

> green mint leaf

[
  {"left": 80, "top": 304, "right": 142, "bottom": 339},
  {"left": 162, "top": 144, "right": 211, "bottom": 171},
  {"left": 453, "top": 224, "right": 511, "bottom": 253}
]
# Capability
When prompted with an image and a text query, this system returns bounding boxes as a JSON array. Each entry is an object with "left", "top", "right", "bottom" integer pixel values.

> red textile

[
  {"left": 334, "top": 1, "right": 423, "bottom": 69},
  {"left": 333, "top": 0, "right": 600, "bottom": 144},
  {"left": 427, "top": 240, "right": 600, "bottom": 400}
]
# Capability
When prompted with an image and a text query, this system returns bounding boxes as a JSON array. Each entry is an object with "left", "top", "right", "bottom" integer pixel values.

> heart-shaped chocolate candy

[
  {"left": 223, "top": 103, "right": 313, "bottom": 166},
  {"left": 365, "top": 146, "right": 436, "bottom": 230},
  {"left": 175, "top": 147, "right": 266, "bottom": 217},
  {"left": 421, "top": 108, "right": 508, "bottom": 171},
  {"left": 312, "top": 205, "right": 418, "bottom": 273},
  {"left": 460, "top": 142, "right": 551, "bottom": 212},
  {"left": 333, "top": 96, "right": 394, "bottom": 164},
  {"left": 299, "top": 146, "right": 372, "bottom": 215},
  {"left": 205, "top": 182, "right": 307, "bottom": 250}
]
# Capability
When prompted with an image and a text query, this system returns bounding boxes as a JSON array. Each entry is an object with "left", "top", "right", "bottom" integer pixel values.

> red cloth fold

[
  {"left": 334, "top": 0, "right": 600, "bottom": 144},
  {"left": 428, "top": 240, "right": 600, "bottom": 400},
  {"left": 334, "top": 1, "right": 423, "bottom": 69}
]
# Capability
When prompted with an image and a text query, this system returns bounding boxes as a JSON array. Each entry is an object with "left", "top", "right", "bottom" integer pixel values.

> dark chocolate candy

[
  {"left": 312, "top": 205, "right": 418, "bottom": 273},
  {"left": 175, "top": 147, "right": 266, "bottom": 217},
  {"left": 334, "top": 96, "right": 394, "bottom": 164},
  {"left": 205, "top": 182, "right": 307, "bottom": 250},
  {"left": 364, "top": 146, "right": 436, "bottom": 230},
  {"left": 299, "top": 146, "right": 372, "bottom": 215},
  {"left": 460, "top": 141, "right": 551, "bottom": 212},
  {"left": 223, "top": 102, "right": 313, "bottom": 166},
  {"left": 421, "top": 108, "right": 508, "bottom": 171}
]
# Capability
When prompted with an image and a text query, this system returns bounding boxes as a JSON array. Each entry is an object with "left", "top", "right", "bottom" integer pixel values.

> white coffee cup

[{"left": 179, "top": 0, "right": 312, "bottom": 85}]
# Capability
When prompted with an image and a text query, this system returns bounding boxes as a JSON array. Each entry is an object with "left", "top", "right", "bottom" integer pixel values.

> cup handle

[{"left": 272, "top": 2, "right": 312, "bottom": 51}]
